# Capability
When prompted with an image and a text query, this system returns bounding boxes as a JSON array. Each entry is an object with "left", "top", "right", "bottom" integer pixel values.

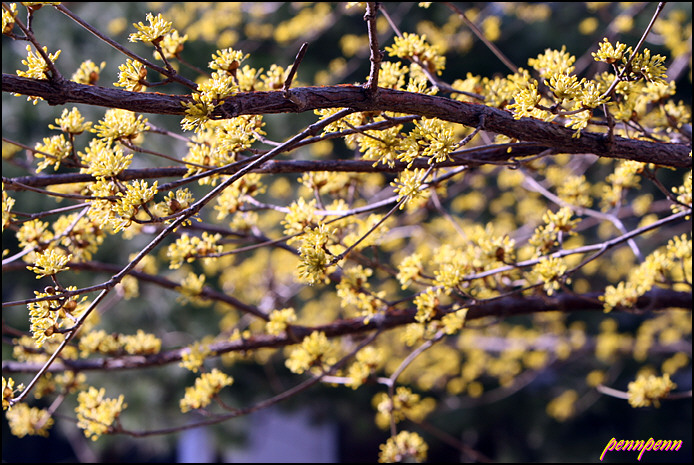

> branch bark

[
  {"left": 2, "top": 288, "right": 690, "bottom": 374},
  {"left": 3, "top": 74, "right": 691, "bottom": 168},
  {"left": 3, "top": 143, "right": 552, "bottom": 190}
]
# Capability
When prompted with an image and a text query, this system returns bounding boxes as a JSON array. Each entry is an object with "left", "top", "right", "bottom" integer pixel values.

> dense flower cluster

[
  {"left": 2, "top": 3, "right": 690, "bottom": 459},
  {"left": 75, "top": 386, "right": 127, "bottom": 441}
]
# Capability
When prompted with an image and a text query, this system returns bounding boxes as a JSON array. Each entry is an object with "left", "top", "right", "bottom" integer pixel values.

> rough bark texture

[{"left": 4, "top": 74, "right": 691, "bottom": 168}]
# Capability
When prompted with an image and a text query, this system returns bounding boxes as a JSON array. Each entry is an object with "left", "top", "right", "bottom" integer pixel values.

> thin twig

[
  {"left": 363, "top": 2, "right": 383, "bottom": 96},
  {"left": 54, "top": 4, "right": 197, "bottom": 90},
  {"left": 599, "top": 2, "right": 666, "bottom": 101},
  {"left": 283, "top": 42, "right": 309, "bottom": 97},
  {"left": 111, "top": 328, "right": 383, "bottom": 438},
  {"left": 445, "top": 2, "right": 519, "bottom": 74}
]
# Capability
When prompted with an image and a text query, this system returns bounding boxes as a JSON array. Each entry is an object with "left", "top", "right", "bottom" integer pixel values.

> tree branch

[
  {"left": 3, "top": 289, "right": 690, "bottom": 374},
  {"left": 2, "top": 142, "right": 551, "bottom": 191},
  {"left": 3, "top": 74, "right": 691, "bottom": 168}
]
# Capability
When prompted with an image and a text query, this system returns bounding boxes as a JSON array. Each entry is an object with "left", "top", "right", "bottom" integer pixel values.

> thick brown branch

[
  {"left": 3, "top": 74, "right": 691, "bottom": 168},
  {"left": 3, "top": 289, "right": 690, "bottom": 374}
]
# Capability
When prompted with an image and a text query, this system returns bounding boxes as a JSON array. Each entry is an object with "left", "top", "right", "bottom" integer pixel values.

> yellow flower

[
  {"left": 75, "top": 386, "right": 127, "bottom": 441},
  {"left": 34, "top": 134, "right": 72, "bottom": 172},
  {"left": 285, "top": 331, "right": 338, "bottom": 374},
  {"left": 5, "top": 403, "right": 54, "bottom": 437},
  {"left": 115, "top": 59, "right": 148, "bottom": 92},
  {"left": 2, "top": 3, "right": 18, "bottom": 35},
  {"left": 49, "top": 107, "right": 92, "bottom": 134},
  {"left": 627, "top": 373, "right": 676, "bottom": 408},
  {"left": 92, "top": 109, "right": 148, "bottom": 141},
  {"left": 78, "top": 138, "right": 133, "bottom": 178},
  {"left": 3, "top": 377, "right": 24, "bottom": 410},
  {"left": 167, "top": 232, "right": 223, "bottom": 270},
  {"left": 120, "top": 330, "right": 161, "bottom": 355},
  {"left": 546, "top": 389, "right": 578, "bottom": 421},
  {"left": 180, "top": 342, "right": 212, "bottom": 373},
  {"left": 155, "top": 30, "right": 188, "bottom": 60},
  {"left": 391, "top": 169, "right": 431, "bottom": 210},
  {"left": 378, "top": 430, "right": 428, "bottom": 463},
  {"left": 209, "top": 48, "right": 249, "bottom": 74},
  {"left": 266, "top": 308, "right": 297, "bottom": 335},
  {"left": 385, "top": 32, "right": 445, "bottom": 75},
  {"left": 27, "top": 248, "right": 72, "bottom": 278},
  {"left": 592, "top": 38, "right": 628, "bottom": 64},
  {"left": 129, "top": 13, "right": 172, "bottom": 44},
  {"left": 17, "top": 45, "right": 61, "bottom": 80},
  {"left": 71, "top": 60, "right": 106, "bottom": 85},
  {"left": 530, "top": 256, "right": 569, "bottom": 296},
  {"left": 373, "top": 387, "right": 436, "bottom": 430},
  {"left": 180, "top": 369, "right": 233, "bottom": 413}
]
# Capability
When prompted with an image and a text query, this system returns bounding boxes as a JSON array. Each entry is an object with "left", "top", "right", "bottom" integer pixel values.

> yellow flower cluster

[
  {"left": 17, "top": 44, "right": 61, "bottom": 80},
  {"left": 601, "top": 235, "right": 690, "bottom": 313},
  {"left": 285, "top": 331, "right": 338, "bottom": 374},
  {"left": 2, "top": 3, "right": 18, "bottom": 35},
  {"left": 296, "top": 224, "right": 335, "bottom": 285},
  {"left": 396, "top": 252, "right": 424, "bottom": 290},
  {"left": 632, "top": 311, "right": 691, "bottom": 362},
  {"left": 2, "top": 185, "right": 15, "bottom": 233},
  {"left": 5, "top": 403, "right": 53, "bottom": 437},
  {"left": 671, "top": 167, "right": 692, "bottom": 214},
  {"left": 28, "top": 285, "right": 86, "bottom": 347},
  {"left": 78, "top": 329, "right": 161, "bottom": 356},
  {"left": 49, "top": 107, "right": 92, "bottom": 134},
  {"left": 34, "top": 134, "right": 71, "bottom": 173},
  {"left": 115, "top": 59, "right": 148, "bottom": 91},
  {"left": 79, "top": 138, "right": 133, "bottom": 178},
  {"left": 378, "top": 430, "right": 428, "bottom": 463},
  {"left": 627, "top": 373, "right": 676, "bottom": 408},
  {"left": 180, "top": 369, "right": 234, "bottom": 413},
  {"left": 209, "top": 48, "right": 249, "bottom": 74},
  {"left": 413, "top": 287, "right": 441, "bottom": 323},
  {"left": 129, "top": 13, "right": 172, "bottom": 45},
  {"left": 593, "top": 38, "right": 668, "bottom": 84},
  {"left": 345, "top": 346, "right": 385, "bottom": 389},
  {"left": 179, "top": 342, "right": 213, "bottom": 373},
  {"left": 373, "top": 386, "right": 436, "bottom": 430},
  {"left": 529, "top": 207, "right": 580, "bottom": 256},
  {"left": 154, "top": 29, "right": 188, "bottom": 61},
  {"left": 358, "top": 125, "right": 413, "bottom": 168},
  {"left": 112, "top": 179, "right": 158, "bottom": 232},
  {"left": 336, "top": 265, "right": 388, "bottom": 322},
  {"left": 385, "top": 32, "right": 445, "bottom": 75},
  {"left": 75, "top": 386, "right": 127, "bottom": 440},
  {"left": 167, "top": 231, "right": 223, "bottom": 269},
  {"left": 391, "top": 169, "right": 431, "bottom": 210},
  {"left": 266, "top": 307, "right": 297, "bottom": 335},
  {"left": 71, "top": 59, "right": 106, "bottom": 85},
  {"left": 181, "top": 47, "right": 257, "bottom": 133},
  {"left": 3, "top": 376, "right": 23, "bottom": 410},
  {"left": 152, "top": 188, "right": 195, "bottom": 221},
  {"left": 176, "top": 272, "right": 209, "bottom": 306},
  {"left": 92, "top": 109, "right": 148, "bottom": 142},
  {"left": 546, "top": 389, "right": 578, "bottom": 422},
  {"left": 26, "top": 248, "right": 71, "bottom": 279},
  {"left": 214, "top": 173, "right": 266, "bottom": 218}
]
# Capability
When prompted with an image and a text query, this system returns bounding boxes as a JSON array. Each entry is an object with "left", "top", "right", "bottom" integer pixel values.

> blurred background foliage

[{"left": 2, "top": 2, "right": 691, "bottom": 462}]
